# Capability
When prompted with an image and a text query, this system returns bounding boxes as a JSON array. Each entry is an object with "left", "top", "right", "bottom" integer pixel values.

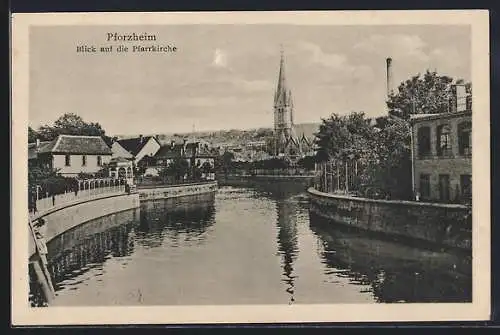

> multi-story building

[{"left": 410, "top": 110, "right": 472, "bottom": 203}]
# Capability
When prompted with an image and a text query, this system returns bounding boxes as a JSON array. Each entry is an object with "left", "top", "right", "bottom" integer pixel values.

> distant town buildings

[
  {"left": 142, "top": 139, "right": 217, "bottom": 179},
  {"left": 410, "top": 109, "right": 472, "bottom": 203}
]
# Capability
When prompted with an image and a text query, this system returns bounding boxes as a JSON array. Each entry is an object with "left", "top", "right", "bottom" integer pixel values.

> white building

[{"left": 30, "top": 135, "right": 113, "bottom": 176}]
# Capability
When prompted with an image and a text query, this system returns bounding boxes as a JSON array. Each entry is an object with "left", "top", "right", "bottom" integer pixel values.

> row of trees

[
  {"left": 314, "top": 71, "right": 471, "bottom": 199},
  {"left": 314, "top": 112, "right": 411, "bottom": 198},
  {"left": 29, "top": 113, "right": 113, "bottom": 145}
]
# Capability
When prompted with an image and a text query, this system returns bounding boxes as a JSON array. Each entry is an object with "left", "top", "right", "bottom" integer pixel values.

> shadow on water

[
  {"left": 46, "top": 209, "right": 140, "bottom": 290},
  {"left": 234, "top": 180, "right": 308, "bottom": 304},
  {"left": 275, "top": 195, "right": 300, "bottom": 304},
  {"left": 43, "top": 194, "right": 216, "bottom": 294},
  {"left": 137, "top": 193, "right": 216, "bottom": 248},
  {"left": 308, "top": 212, "right": 472, "bottom": 303}
]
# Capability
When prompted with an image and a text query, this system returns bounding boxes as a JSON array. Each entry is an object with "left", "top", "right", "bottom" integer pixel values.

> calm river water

[{"left": 42, "top": 183, "right": 472, "bottom": 306}]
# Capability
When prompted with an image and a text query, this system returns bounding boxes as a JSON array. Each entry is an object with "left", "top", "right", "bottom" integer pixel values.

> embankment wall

[
  {"left": 307, "top": 187, "right": 471, "bottom": 250},
  {"left": 29, "top": 193, "right": 140, "bottom": 258},
  {"left": 137, "top": 181, "right": 218, "bottom": 202}
]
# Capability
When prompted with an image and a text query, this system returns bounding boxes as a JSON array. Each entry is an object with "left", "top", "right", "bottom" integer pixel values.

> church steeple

[
  {"left": 274, "top": 46, "right": 292, "bottom": 108},
  {"left": 273, "top": 46, "right": 301, "bottom": 159}
]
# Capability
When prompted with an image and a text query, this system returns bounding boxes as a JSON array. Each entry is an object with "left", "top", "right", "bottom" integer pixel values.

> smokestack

[{"left": 386, "top": 57, "right": 393, "bottom": 99}]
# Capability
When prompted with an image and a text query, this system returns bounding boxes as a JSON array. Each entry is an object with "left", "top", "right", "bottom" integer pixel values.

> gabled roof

[
  {"left": 111, "top": 141, "right": 134, "bottom": 159},
  {"left": 35, "top": 135, "right": 112, "bottom": 155},
  {"left": 117, "top": 136, "right": 160, "bottom": 156}
]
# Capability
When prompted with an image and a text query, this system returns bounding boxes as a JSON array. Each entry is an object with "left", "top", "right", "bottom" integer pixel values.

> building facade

[
  {"left": 30, "top": 135, "right": 113, "bottom": 176},
  {"left": 410, "top": 110, "right": 472, "bottom": 203}
]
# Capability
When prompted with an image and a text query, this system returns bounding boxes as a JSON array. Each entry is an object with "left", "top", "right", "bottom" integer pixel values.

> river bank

[
  {"left": 37, "top": 183, "right": 471, "bottom": 306},
  {"left": 307, "top": 187, "right": 471, "bottom": 251},
  {"left": 137, "top": 180, "right": 218, "bottom": 202}
]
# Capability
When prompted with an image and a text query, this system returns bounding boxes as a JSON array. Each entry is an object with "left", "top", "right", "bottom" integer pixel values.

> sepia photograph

[{"left": 11, "top": 10, "right": 490, "bottom": 325}]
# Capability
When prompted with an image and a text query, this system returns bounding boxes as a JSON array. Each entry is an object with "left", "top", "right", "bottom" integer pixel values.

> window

[
  {"left": 65, "top": 154, "right": 71, "bottom": 166},
  {"left": 97, "top": 156, "right": 102, "bottom": 166},
  {"left": 439, "top": 174, "right": 450, "bottom": 202},
  {"left": 419, "top": 174, "right": 430, "bottom": 199},
  {"left": 417, "top": 126, "right": 431, "bottom": 157},
  {"left": 458, "top": 121, "right": 472, "bottom": 156},
  {"left": 437, "top": 124, "right": 452, "bottom": 156},
  {"left": 82, "top": 155, "right": 87, "bottom": 166},
  {"left": 460, "top": 174, "right": 472, "bottom": 202}
]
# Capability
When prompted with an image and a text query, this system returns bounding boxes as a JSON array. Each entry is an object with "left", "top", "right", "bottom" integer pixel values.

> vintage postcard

[{"left": 11, "top": 10, "right": 490, "bottom": 325}]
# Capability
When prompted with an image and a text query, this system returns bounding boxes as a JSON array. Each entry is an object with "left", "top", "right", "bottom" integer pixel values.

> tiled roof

[
  {"left": 38, "top": 135, "right": 112, "bottom": 155},
  {"left": 154, "top": 144, "right": 184, "bottom": 159},
  {"left": 117, "top": 136, "right": 159, "bottom": 156},
  {"left": 111, "top": 141, "right": 135, "bottom": 159}
]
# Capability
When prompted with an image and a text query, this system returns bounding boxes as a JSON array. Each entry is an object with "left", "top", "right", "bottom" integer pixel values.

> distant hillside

[{"left": 115, "top": 122, "right": 320, "bottom": 147}]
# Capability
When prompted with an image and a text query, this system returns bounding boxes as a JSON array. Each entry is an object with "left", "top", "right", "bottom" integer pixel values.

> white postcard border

[{"left": 11, "top": 10, "right": 491, "bottom": 325}]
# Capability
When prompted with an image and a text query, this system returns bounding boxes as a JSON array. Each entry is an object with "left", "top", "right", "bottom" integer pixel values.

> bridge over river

[{"left": 30, "top": 180, "right": 472, "bottom": 306}]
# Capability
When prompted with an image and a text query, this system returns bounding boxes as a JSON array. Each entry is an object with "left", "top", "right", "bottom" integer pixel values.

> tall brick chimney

[{"left": 386, "top": 57, "right": 393, "bottom": 99}]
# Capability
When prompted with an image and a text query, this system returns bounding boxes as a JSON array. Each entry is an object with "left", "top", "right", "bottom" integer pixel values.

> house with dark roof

[
  {"left": 142, "top": 140, "right": 217, "bottom": 179},
  {"left": 30, "top": 135, "right": 113, "bottom": 176},
  {"left": 117, "top": 135, "right": 161, "bottom": 166}
]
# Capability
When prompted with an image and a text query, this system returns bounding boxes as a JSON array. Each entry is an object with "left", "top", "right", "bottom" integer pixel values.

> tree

[
  {"left": 386, "top": 70, "right": 472, "bottom": 120},
  {"left": 219, "top": 151, "right": 235, "bottom": 175},
  {"left": 162, "top": 157, "right": 189, "bottom": 184},
  {"left": 368, "top": 116, "right": 412, "bottom": 199},
  {"left": 314, "top": 112, "right": 376, "bottom": 163},
  {"left": 28, "top": 127, "right": 38, "bottom": 143},
  {"left": 297, "top": 155, "right": 316, "bottom": 170},
  {"left": 36, "top": 113, "right": 111, "bottom": 142}
]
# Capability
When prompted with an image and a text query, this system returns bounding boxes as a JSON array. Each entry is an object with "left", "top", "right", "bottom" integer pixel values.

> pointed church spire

[{"left": 275, "top": 45, "right": 289, "bottom": 106}]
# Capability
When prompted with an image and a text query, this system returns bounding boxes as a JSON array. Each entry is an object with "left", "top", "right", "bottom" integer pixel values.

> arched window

[
  {"left": 436, "top": 124, "right": 452, "bottom": 156},
  {"left": 458, "top": 121, "right": 472, "bottom": 156},
  {"left": 417, "top": 126, "right": 431, "bottom": 157}
]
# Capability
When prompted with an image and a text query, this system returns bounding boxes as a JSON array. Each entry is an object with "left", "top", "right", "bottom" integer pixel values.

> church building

[{"left": 272, "top": 48, "right": 311, "bottom": 160}]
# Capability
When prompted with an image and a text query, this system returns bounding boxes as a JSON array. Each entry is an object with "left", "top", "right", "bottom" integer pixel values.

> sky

[{"left": 29, "top": 25, "right": 471, "bottom": 136}]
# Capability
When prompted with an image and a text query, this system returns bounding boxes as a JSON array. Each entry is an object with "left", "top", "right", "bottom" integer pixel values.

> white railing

[{"left": 30, "top": 182, "right": 127, "bottom": 216}]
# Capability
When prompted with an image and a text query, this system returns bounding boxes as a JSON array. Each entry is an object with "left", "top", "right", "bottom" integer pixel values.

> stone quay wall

[
  {"left": 307, "top": 187, "right": 471, "bottom": 250},
  {"left": 29, "top": 192, "right": 140, "bottom": 258},
  {"left": 137, "top": 181, "right": 218, "bottom": 202}
]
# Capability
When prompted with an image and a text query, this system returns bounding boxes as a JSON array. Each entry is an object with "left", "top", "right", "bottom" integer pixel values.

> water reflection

[
  {"left": 308, "top": 212, "right": 472, "bottom": 303},
  {"left": 47, "top": 209, "right": 139, "bottom": 289},
  {"left": 244, "top": 182, "right": 306, "bottom": 304},
  {"left": 45, "top": 194, "right": 216, "bottom": 294},
  {"left": 36, "top": 182, "right": 472, "bottom": 306},
  {"left": 275, "top": 197, "right": 299, "bottom": 303},
  {"left": 138, "top": 194, "right": 216, "bottom": 248}
]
